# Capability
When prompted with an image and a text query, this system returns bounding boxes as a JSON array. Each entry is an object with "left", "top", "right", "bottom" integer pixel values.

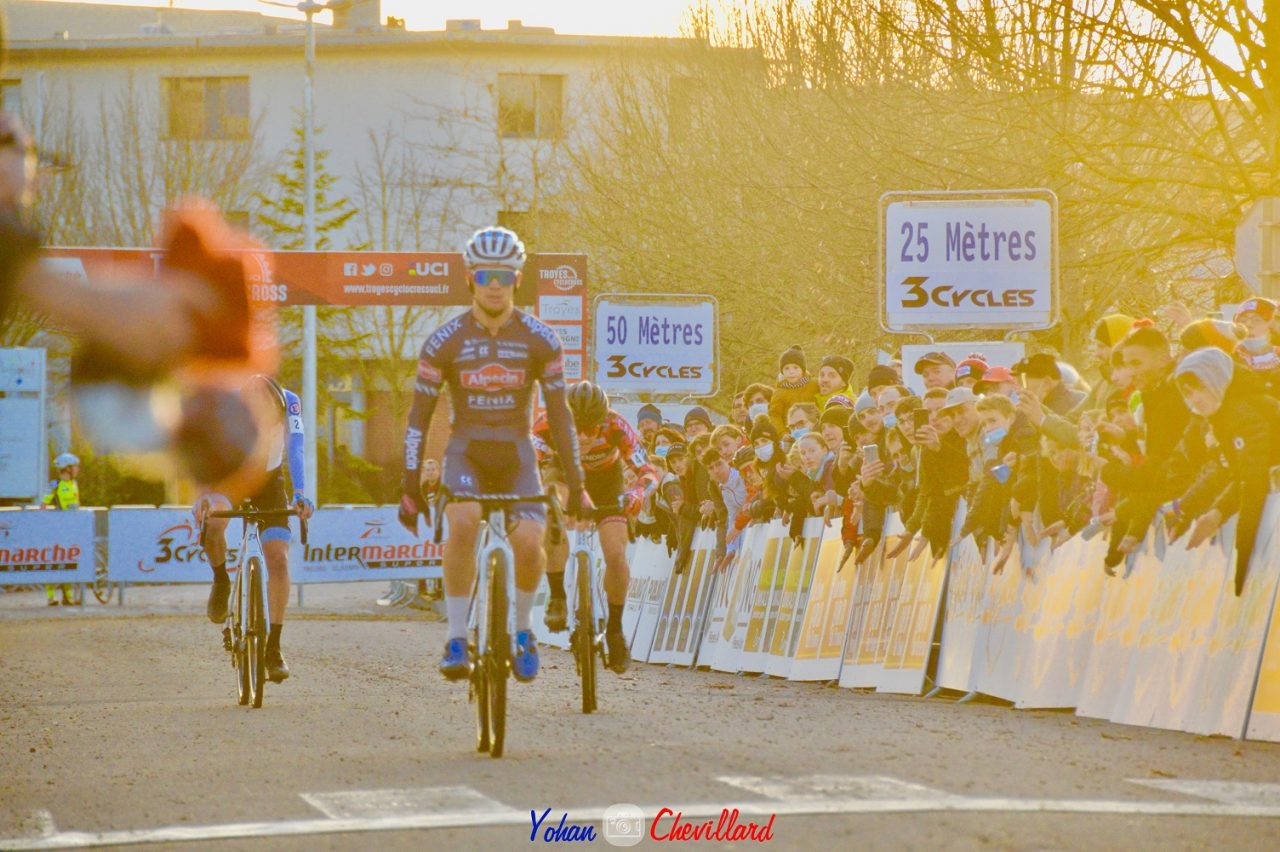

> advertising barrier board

[{"left": 0, "top": 508, "right": 95, "bottom": 586}]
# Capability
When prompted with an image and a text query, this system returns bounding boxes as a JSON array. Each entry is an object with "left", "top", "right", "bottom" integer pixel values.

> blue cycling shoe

[
  {"left": 438, "top": 637, "right": 472, "bottom": 681},
  {"left": 512, "top": 630, "right": 539, "bottom": 682}
]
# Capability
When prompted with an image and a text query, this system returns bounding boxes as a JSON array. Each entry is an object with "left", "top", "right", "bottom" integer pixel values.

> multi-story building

[{"left": 4, "top": 1, "right": 699, "bottom": 487}]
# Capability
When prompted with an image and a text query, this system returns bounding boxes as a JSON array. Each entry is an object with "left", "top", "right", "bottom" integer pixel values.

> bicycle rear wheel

[
  {"left": 575, "top": 551, "right": 597, "bottom": 714},
  {"left": 247, "top": 558, "right": 267, "bottom": 709},
  {"left": 92, "top": 540, "right": 113, "bottom": 604},
  {"left": 487, "top": 549, "right": 509, "bottom": 759}
]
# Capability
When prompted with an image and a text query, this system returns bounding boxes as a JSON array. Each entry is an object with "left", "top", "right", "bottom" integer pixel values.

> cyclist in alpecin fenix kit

[{"left": 398, "top": 226, "right": 591, "bottom": 684}]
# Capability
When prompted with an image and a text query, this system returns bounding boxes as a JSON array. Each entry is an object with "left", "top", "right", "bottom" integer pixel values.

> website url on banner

[{"left": 342, "top": 283, "right": 451, "bottom": 296}]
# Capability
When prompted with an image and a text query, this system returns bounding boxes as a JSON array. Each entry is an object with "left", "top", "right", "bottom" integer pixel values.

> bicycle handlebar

[
  {"left": 432, "top": 491, "right": 565, "bottom": 545},
  {"left": 205, "top": 508, "right": 308, "bottom": 546}
]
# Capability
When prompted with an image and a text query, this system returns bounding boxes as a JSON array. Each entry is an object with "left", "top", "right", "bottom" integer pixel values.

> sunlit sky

[{"left": 38, "top": 0, "right": 699, "bottom": 37}]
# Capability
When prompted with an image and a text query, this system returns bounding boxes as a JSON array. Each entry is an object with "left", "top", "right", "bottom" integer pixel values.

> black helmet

[{"left": 566, "top": 381, "right": 609, "bottom": 429}]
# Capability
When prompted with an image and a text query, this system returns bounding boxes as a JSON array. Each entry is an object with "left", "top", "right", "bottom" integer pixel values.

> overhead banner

[
  {"left": 0, "top": 508, "right": 95, "bottom": 586},
  {"left": 592, "top": 295, "right": 718, "bottom": 398},
  {"left": 881, "top": 190, "right": 1057, "bottom": 331},
  {"left": 41, "top": 248, "right": 585, "bottom": 309}
]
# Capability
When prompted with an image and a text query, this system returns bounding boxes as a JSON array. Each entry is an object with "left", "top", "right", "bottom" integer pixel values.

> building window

[
  {"left": 162, "top": 76, "right": 249, "bottom": 140},
  {"left": 497, "top": 74, "right": 564, "bottom": 139},
  {"left": 0, "top": 79, "right": 19, "bottom": 112}
]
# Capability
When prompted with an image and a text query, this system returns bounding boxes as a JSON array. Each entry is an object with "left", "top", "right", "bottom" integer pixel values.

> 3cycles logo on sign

[
  {"left": 883, "top": 194, "right": 1055, "bottom": 330},
  {"left": 898, "top": 276, "right": 1037, "bottom": 309},
  {"left": 605, "top": 356, "right": 704, "bottom": 381},
  {"left": 145, "top": 521, "right": 236, "bottom": 574},
  {"left": 594, "top": 297, "right": 717, "bottom": 397}
]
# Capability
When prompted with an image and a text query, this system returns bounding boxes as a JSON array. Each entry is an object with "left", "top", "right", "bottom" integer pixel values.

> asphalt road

[{"left": 3, "top": 585, "right": 1280, "bottom": 851}]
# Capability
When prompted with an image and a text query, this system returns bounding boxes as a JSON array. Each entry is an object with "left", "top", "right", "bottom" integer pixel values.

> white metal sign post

[
  {"left": 592, "top": 295, "right": 719, "bottom": 398},
  {"left": 881, "top": 190, "right": 1058, "bottom": 333}
]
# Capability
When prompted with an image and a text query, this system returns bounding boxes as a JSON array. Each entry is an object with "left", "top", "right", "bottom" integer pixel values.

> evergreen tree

[{"left": 256, "top": 117, "right": 367, "bottom": 250}]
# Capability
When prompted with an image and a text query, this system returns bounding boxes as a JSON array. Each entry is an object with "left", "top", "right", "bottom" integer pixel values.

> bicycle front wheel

[
  {"left": 247, "top": 558, "right": 267, "bottom": 709},
  {"left": 575, "top": 550, "right": 597, "bottom": 714},
  {"left": 234, "top": 572, "right": 250, "bottom": 706},
  {"left": 487, "top": 548, "right": 509, "bottom": 759}
]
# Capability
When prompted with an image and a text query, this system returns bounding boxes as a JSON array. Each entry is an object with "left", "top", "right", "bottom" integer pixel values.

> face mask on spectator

[
  {"left": 983, "top": 426, "right": 1008, "bottom": 446},
  {"left": 748, "top": 402, "right": 768, "bottom": 420},
  {"left": 790, "top": 427, "right": 809, "bottom": 440},
  {"left": 654, "top": 444, "right": 670, "bottom": 458},
  {"left": 883, "top": 413, "right": 898, "bottom": 431},
  {"left": 755, "top": 443, "right": 774, "bottom": 462}
]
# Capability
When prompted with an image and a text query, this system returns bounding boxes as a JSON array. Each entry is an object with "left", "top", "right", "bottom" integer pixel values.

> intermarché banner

[
  {"left": 107, "top": 507, "right": 443, "bottom": 585},
  {"left": 0, "top": 508, "right": 95, "bottom": 586}
]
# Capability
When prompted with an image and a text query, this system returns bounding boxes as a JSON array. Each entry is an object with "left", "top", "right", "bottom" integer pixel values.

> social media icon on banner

[
  {"left": 343, "top": 262, "right": 358, "bottom": 276},
  {"left": 379, "top": 263, "right": 393, "bottom": 276},
  {"left": 602, "top": 804, "right": 644, "bottom": 847}
]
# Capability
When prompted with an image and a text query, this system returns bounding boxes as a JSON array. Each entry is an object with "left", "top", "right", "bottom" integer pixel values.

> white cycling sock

[
  {"left": 445, "top": 596, "right": 470, "bottom": 641},
  {"left": 515, "top": 589, "right": 537, "bottom": 633}
]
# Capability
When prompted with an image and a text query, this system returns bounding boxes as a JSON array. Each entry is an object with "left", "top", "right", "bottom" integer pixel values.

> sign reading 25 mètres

[
  {"left": 593, "top": 296, "right": 719, "bottom": 397},
  {"left": 882, "top": 191, "right": 1057, "bottom": 331}
]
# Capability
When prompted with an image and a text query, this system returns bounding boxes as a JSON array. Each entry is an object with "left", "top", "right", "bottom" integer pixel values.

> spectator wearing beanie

[
  {"left": 866, "top": 364, "right": 900, "bottom": 397},
  {"left": 1173, "top": 347, "right": 1280, "bottom": 595},
  {"left": 1233, "top": 299, "right": 1280, "bottom": 396},
  {"left": 636, "top": 403, "right": 663, "bottom": 450},
  {"left": 1067, "top": 313, "right": 1137, "bottom": 419},
  {"left": 768, "top": 345, "right": 819, "bottom": 433},
  {"left": 816, "top": 355, "right": 856, "bottom": 410},
  {"left": 1178, "top": 317, "right": 1240, "bottom": 356},
  {"left": 683, "top": 405, "right": 713, "bottom": 438}
]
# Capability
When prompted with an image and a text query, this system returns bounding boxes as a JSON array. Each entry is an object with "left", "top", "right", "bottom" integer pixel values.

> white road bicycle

[
  {"left": 435, "top": 492, "right": 561, "bottom": 758},
  {"left": 204, "top": 505, "right": 305, "bottom": 709},
  {"left": 565, "top": 523, "right": 610, "bottom": 714}
]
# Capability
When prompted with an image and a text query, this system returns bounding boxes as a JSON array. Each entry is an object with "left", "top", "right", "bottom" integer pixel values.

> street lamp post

[{"left": 260, "top": 0, "right": 352, "bottom": 504}]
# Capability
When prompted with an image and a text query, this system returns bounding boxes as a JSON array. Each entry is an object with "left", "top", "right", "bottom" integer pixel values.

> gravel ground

[{"left": 2, "top": 585, "right": 1279, "bottom": 850}]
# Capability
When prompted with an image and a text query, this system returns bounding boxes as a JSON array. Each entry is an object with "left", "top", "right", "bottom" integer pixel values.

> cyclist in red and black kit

[
  {"left": 398, "top": 226, "right": 589, "bottom": 684},
  {"left": 534, "top": 381, "right": 658, "bottom": 673}
]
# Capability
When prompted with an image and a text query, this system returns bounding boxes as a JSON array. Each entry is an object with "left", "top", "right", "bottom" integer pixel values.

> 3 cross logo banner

[{"left": 881, "top": 190, "right": 1058, "bottom": 331}]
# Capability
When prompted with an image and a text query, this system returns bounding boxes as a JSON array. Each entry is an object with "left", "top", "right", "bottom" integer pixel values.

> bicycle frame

[
  {"left": 564, "top": 525, "right": 608, "bottom": 640},
  {"left": 468, "top": 506, "right": 518, "bottom": 656},
  {"left": 231, "top": 517, "right": 271, "bottom": 649}
]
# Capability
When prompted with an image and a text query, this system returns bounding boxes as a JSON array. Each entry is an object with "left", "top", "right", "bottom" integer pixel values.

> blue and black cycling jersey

[{"left": 402, "top": 308, "right": 582, "bottom": 497}]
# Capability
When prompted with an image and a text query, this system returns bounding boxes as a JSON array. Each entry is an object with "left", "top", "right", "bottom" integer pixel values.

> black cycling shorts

[
  {"left": 443, "top": 436, "right": 546, "bottom": 524},
  {"left": 584, "top": 463, "right": 626, "bottom": 523}
]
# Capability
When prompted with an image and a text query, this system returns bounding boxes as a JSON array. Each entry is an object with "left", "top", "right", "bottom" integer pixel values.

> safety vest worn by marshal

[{"left": 43, "top": 479, "right": 80, "bottom": 510}]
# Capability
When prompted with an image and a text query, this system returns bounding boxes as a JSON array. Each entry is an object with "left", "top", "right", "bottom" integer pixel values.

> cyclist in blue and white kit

[
  {"left": 197, "top": 375, "right": 315, "bottom": 683},
  {"left": 398, "top": 226, "right": 590, "bottom": 683}
]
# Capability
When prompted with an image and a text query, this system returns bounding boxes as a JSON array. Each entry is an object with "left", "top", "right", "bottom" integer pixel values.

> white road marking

[
  {"left": 1129, "top": 779, "right": 1280, "bottom": 807},
  {"left": 9, "top": 779, "right": 1280, "bottom": 849},
  {"left": 718, "top": 774, "right": 954, "bottom": 801},
  {"left": 301, "top": 786, "right": 505, "bottom": 820}
]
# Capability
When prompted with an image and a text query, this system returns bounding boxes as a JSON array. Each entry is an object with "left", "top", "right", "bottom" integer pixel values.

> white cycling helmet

[
  {"left": 463, "top": 226, "right": 526, "bottom": 270},
  {"left": 54, "top": 452, "right": 80, "bottom": 469}
]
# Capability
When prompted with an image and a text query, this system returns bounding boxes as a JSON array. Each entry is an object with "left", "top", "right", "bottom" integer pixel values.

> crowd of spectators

[{"left": 633, "top": 303, "right": 1280, "bottom": 595}]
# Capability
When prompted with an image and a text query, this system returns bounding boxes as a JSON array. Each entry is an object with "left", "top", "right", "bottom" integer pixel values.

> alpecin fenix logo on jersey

[{"left": 460, "top": 363, "right": 527, "bottom": 392}]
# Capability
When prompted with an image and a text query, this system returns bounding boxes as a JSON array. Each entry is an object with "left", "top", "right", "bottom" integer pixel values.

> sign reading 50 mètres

[
  {"left": 882, "top": 191, "right": 1057, "bottom": 331},
  {"left": 592, "top": 296, "right": 718, "bottom": 397}
]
